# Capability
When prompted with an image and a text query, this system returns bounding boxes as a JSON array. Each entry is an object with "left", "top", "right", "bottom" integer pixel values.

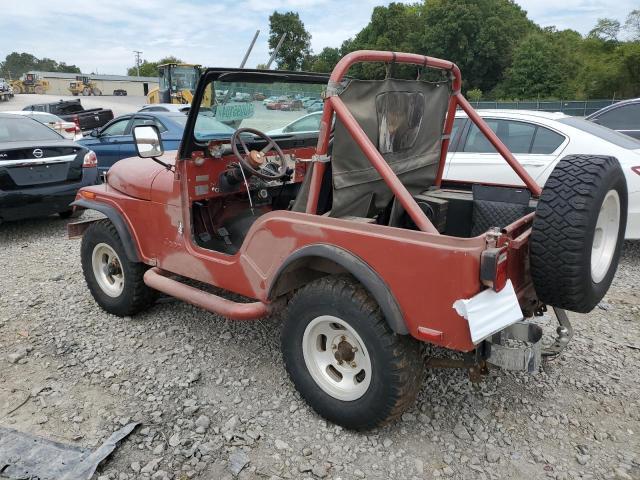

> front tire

[
  {"left": 281, "top": 276, "right": 424, "bottom": 430},
  {"left": 81, "top": 219, "right": 156, "bottom": 316}
]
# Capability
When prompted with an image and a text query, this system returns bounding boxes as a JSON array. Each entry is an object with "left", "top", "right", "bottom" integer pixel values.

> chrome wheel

[
  {"left": 92, "top": 243, "right": 124, "bottom": 297},
  {"left": 302, "top": 315, "right": 372, "bottom": 401},
  {"left": 591, "top": 190, "right": 621, "bottom": 284}
]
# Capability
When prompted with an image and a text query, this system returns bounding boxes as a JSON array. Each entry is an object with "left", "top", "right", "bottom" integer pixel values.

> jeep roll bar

[{"left": 305, "top": 50, "right": 543, "bottom": 235}]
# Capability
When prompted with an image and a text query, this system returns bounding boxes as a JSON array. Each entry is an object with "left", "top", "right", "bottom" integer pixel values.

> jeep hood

[{"left": 106, "top": 151, "right": 177, "bottom": 201}]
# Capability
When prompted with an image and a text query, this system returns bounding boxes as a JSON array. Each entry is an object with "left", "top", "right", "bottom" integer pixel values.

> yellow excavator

[
  {"left": 11, "top": 73, "right": 50, "bottom": 94},
  {"left": 146, "top": 63, "right": 203, "bottom": 104},
  {"left": 68, "top": 75, "right": 102, "bottom": 96}
]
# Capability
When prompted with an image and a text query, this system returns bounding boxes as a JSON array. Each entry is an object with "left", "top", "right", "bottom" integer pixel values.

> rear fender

[
  {"left": 268, "top": 244, "right": 408, "bottom": 335},
  {"left": 70, "top": 199, "right": 141, "bottom": 262}
]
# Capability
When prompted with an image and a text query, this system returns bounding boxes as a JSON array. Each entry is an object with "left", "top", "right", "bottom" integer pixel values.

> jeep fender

[
  {"left": 72, "top": 199, "right": 141, "bottom": 262},
  {"left": 269, "top": 244, "right": 408, "bottom": 335}
]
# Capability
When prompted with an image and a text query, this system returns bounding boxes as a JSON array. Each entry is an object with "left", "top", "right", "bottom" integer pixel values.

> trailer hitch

[{"left": 541, "top": 307, "right": 573, "bottom": 357}]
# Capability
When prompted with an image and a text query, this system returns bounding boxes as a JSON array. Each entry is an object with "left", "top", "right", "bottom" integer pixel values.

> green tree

[
  {"left": 340, "top": 2, "right": 423, "bottom": 78},
  {"left": 467, "top": 88, "right": 483, "bottom": 101},
  {"left": 309, "top": 47, "right": 341, "bottom": 73},
  {"left": 417, "top": 0, "right": 536, "bottom": 92},
  {"left": 588, "top": 18, "right": 621, "bottom": 41},
  {"left": 0, "top": 52, "right": 81, "bottom": 79},
  {"left": 498, "top": 32, "right": 576, "bottom": 98},
  {"left": 126, "top": 56, "right": 184, "bottom": 77},
  {"left": 268, "top": 11, "right": 312, "bottom": 70}
]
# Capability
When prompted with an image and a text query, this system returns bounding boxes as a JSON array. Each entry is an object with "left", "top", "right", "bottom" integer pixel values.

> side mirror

[
  {"left": 133, "top": 125, "right": 164, "bottom": 158},
  {"left": 90, "top": 128, "right": 99, "bottom": 137}
]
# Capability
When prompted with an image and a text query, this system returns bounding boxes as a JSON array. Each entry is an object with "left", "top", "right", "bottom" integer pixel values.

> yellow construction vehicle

[
  {"left": 11, "top": 73, "right": 50, "bottom": 94},
  {"left": 68, "top": 75, "right": 102, "bottom": 96},
  {"left": 147, "top": 63, "right": 203, "bottom": 104}
]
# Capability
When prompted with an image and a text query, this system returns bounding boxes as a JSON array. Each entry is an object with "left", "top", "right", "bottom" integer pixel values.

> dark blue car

[{"left": 78, "top": 111, "right": 234, "bottom": 175}]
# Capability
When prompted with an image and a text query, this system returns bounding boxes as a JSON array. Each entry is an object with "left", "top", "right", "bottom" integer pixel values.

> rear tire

[
  {"left": 81, "top": 219, "right": 156, "bottom": 316},
  {"left": 530, "top": 155, "right": 627, "bottom": 313},
  {"left": 281, "top": 275, "right": 424, "bottom": 430}
]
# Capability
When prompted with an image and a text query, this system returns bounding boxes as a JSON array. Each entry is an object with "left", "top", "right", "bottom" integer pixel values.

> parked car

[
  {"left": 23, "top": 99, "right": 114, "bottom": 132},
  {"left": 303, "top": 97, "right": 320, "bottom": 108},
  {"left": 263, "top": 96, "right": 279, "bottom": 106},
  {"left": 0, "top": 113, "right": 97, "bottom": 223},
  {"left": 4, "top": 111, "right": 83, "bottom": 140},
  {"left": 113, "top": 89, "right": 128, "bottom": 96},
  {"left": 266, "top": 112, "right": 322, "bottom": 135},
  {"left": 253, "top": 93, "right": 266, "bottom": 101},
  {"left": 586, "top": 98, "right": 640, "bottom": 140},
  {"left": 138, "top": 103, "right": 191, "bottom": 114},
  {"left": 443, "top": 109, "right": 640, "bottom": 238},
  {"left": 78, "top": 111, "right": 234, "bottom": 175},
  {"left": 307, "top": 100, "right": 324, "bottom": 113}
]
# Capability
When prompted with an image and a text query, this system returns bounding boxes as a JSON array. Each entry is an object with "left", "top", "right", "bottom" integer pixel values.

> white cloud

[{"left": 1, "top": 0, "right": 636, "bottom": 75}]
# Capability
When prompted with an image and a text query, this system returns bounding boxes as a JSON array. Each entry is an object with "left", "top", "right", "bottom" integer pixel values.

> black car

[
  {"left": 0, "top": 113, "right": 98, "bottom": 223},
  {"left": 587, "top": 98, "right": 640, "bottom": 140},
  {"left": 23, "top": 99, "right": 114, "bottom": 132}
]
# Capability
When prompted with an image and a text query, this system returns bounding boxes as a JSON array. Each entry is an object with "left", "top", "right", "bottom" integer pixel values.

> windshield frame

[{"left": 179, "top": 68, "right": 332, "bottom": 160}]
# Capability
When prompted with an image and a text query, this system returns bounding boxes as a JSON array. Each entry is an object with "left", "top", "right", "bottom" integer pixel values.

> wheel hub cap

[
  {"left": 302, "top": 315, "right": 372, "bottom": 401},
  {"left": 92, "top": 243, "right": 125, "bottom": 297},
  {"left": 591, "top": 190, "right": 621, "bottom": 284}
]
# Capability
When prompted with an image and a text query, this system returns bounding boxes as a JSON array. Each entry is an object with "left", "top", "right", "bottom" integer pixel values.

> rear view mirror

[
  {"left": 133, "top": 125, "right": 164, "bottom": 158},
  {"left": 90, "top": 128, "right": 99, "bottom": 137}
]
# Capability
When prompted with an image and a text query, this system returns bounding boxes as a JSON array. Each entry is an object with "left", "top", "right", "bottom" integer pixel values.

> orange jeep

[{"left": 69, "top": 51, "right": 627, "bottom": 429}]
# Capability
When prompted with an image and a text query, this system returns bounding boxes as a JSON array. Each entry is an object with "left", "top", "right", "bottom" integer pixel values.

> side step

[{"left": 143, "top": 267, "right": 270, "bottom": 320}]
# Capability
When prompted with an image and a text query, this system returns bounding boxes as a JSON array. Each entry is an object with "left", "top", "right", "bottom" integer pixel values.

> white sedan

[
  {"left": 4, "top": 110, "right": 82, "bottom": 140},
  {"left": 444, "top": 110, "right": 640, "bottom": 239},
  {"left": 267, "top": 111, "right": 322, "bottom": 136}
]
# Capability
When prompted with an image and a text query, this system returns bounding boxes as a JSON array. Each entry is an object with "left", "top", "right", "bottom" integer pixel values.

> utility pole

[
  {"left": 266, "top": 33, "right": 286, "bottom": 69},
  {"left": 133, "top": 50, "right": 143, "bottom": 76},
  {"left": 239, "top": 30, "right": 260, "bottom": 68}
]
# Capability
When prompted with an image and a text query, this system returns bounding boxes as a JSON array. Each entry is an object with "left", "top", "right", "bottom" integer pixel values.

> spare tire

[{"left": 530, "top": 154, "right": 627, "bottom": 313}]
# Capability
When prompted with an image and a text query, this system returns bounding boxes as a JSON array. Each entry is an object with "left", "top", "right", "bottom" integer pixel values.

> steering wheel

[{"left": 231, "top": 128, "right": 287, "bottom": 180}]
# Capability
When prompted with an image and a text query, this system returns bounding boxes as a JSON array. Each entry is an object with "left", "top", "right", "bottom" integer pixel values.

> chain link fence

[{"left": 468, "top": 99, "right": 629, "bottom": 117}]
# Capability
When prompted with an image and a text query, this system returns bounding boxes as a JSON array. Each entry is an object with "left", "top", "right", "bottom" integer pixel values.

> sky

[{"left": 1, "top": 0, "right": 637, "bottom": 75}]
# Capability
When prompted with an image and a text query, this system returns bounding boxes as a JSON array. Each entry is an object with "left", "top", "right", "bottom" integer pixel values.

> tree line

[
  {"left": 267, "top": 1, "right": 640, "bottom": 100},
  {"left": 0, "top": 52, "right": 81, "bottom": 79}
]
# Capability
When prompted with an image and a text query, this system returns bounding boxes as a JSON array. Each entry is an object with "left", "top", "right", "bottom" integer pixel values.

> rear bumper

[{"left": 0, "top": 168, "right": 99, "bottom": 221}]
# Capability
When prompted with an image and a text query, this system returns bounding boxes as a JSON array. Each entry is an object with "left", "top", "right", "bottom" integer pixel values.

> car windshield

[
  {"left": 0, "top": 116, "right": 62, "bottom": 142},
  {"left": 559, "top": 116, "right": 640, "bottom": 149},
  {"left": 193, "top": 79, "right": 325, "bottom": 141},
  {"left": 171, "top": 114, "right": 236, "bottom": 138}
]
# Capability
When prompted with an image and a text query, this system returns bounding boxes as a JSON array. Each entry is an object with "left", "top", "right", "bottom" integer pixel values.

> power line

[{"left": 133, "top": 50, "right": 143, "bottom": 76}]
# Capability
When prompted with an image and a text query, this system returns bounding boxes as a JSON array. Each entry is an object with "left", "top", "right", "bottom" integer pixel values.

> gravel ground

[{"left": 0, "top": 216, "right": 639, "bottom": 480}]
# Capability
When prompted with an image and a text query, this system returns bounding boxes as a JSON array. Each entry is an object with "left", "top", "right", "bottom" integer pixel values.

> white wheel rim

[
  {"left": 591, "top": 190, "right": 620, "bottom": 284},
  {"left": 92, "top": 243, "right": 125, "bottom": 297},
  {"left": 302, "top": 315, "right": 372, "bottom": 401}
]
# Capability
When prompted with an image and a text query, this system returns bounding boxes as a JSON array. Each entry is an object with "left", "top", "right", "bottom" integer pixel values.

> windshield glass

[
  {"left": 193, "top": 79, "right": 325, "bottom": 142},
  {"left": 0, "top": 116, "right": 62, "bottom": 142},
  {"left": 172, "top": 114, "right": 235, "bottom": 138},
  {"left": 559, "top": 116, "right": 640, "bottom": 149},
  {"left": 172, "top": 66, "right": 198, "bottom": 92}
]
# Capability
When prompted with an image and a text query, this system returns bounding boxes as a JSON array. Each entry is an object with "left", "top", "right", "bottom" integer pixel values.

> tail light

[
  {"left": 480, "top": 246, "right": 509, "bottom": 292},
  {"left": 632, "top": 166, "right": 640, "bottom": 175},
  {"left": 64, "top": 126, "right": 77, "bottom": 133},
  {"left": 83, "top": 150, "right": 97, "bottom": 168},
  {"left": 73, "top": 114, "right": 80, "bottom": 128}
]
